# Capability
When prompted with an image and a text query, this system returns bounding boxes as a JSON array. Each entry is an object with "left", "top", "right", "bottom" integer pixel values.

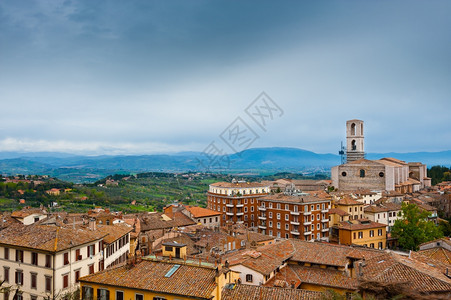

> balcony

[
  {"left": 226, "top": 204, "right": 234, "bottom": 208},
  {"left": 303, "top": 211, "right": 311, "bottom": 216},
  {"left": 290, "top": 221, "right": 300, "bottom": 226},
  {"left": 226, "top": 212, "right": 234, "bottom": 216},
  {"left": 258, "top": 216, "right": 266, "bottom": 220},
  {"left": 303, "top": 221, "right": 312, "bottom": 226},
  {"left": 321, "top": 209, "right": 328, "bottom": 213},
  {"left": 321, "top": 228, "right": 329, "bottom": 232},
  {"left": 236, "top": 212, "right": 244, "bottom": 216},
  {"left": 236, "top": 204, "right": 244, "bottom": 208},
  {"left": 236, "top": 221, "right": 244, "bottom": 224},
  {"left": 290, "top": 211, "right": 300, "bottom": 215},
  {"left": 290, "top": 231, "right": 300, "bottom": 235},
  {"left": 258, "top": 225, "right": 267, "bottom": 229},
  {"left": 304, "top": 231, "right": 312, "bottom": 235},
  {"left": 258, "top": 206, "right": 266, "bottom": 211},
  {"left": 321, "top": 218, "right": 329, "bottom": 223}
]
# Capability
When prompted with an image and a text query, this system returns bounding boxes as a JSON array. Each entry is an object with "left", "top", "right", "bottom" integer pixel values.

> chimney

[{"left": 89, "top": 218, "right": 96, "bottom": 231}]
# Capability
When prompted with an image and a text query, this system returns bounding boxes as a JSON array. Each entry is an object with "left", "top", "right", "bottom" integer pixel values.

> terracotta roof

[
  {"left": 210, "top": 182, "right": 269, "bottom": 188},
  {"left": 79, "top": 259, "right": 218, "bottom": 299},
  {"left": 379, "top": 157, "right": 407, "bottom": 165},
  {"left": 329, "top": 208, "right": 349, "bottom": 216},
  {"left": 290, "top": 240, "right": 383, "bottom": 267},
  {"left": 0, "top": 223, "right": 106, "bottom": 252},
  {"left": 94, "top": 224, "right": 133, "bottom": 244},
  {"left": 221, "top": 284, "right": 323, "bottom": 300},
  {"left": 338, "top": 219, "right": 386, "bottom": 231},
  {"left": 364, "top": 203, "right": 402, "bottom": 213},
  {"left": 11, "top": 208, "right": 46, "bottom": 218},
  {"left": 139, "top": 212, "right": 196, "bottom": 232},
  {"left": 289, "top": 265, "right": 359, "bottom": 290},
  {"left": 419, "top": 237, "right": 451, "bottom": 249},
  {"left": 335, "top": 197, "right": 363, "bottom": 206},
  {"left": 226, "top": 240, "right": 295, "bottom": 275},
  {"left": 184, "top": 205, "right": 221, "bottom": 218},
  {"left": 417, "top": 248, "right": 451, "bottom": 265},
  {"left": 361, "top": 252, "right": 451, "bottom": 293}
]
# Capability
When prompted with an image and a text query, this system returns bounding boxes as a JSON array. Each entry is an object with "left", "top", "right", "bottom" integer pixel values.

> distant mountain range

[{"left": 0, "top": 147, "right": 450, "bottom": 183}]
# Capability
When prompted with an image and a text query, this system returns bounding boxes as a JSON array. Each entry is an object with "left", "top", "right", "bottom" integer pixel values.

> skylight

[{"left": 164, "top": 264, "right": 181, "bottom": 277}]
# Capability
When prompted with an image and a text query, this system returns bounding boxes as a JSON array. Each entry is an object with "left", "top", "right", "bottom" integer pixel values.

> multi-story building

[
  {"left": 334, "top": 219, "right": 387, "bottom": 249},
  {"left": 364, "top": 203, "right": 402, "bottom": 232},
  {"left": 0, "top": 220, "right": 132, "bottom": 299},
  {"left": 207, "top": 181, "right": 270, "bottom": 227},
  {"left": 257, "top": 193, "right": 331, "bottom": 241},
  {"left": 0, "top": 222, "right": 106, "bottom": 299},
  {"left": 334, "top": 197, "right": 365, "bottom": 220}
]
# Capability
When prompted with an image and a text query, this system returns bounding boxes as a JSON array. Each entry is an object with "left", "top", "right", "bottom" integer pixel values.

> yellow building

[
  {"left": 79, "top": 257, "right": 240, "bottom": 300},
  {"left": 337, "top": 219, "right": 386, "bottom": 249},
  {"left": 162, "top": 242, "right": 187, "bottom": 259},
  {"left": 334, "top": 197, "right": 365, "bottom": 220}
]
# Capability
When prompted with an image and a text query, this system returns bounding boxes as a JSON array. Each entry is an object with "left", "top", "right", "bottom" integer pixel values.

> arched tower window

[
  {"left": 351, "top": 140, "right": 356, "bottom": 150},
  {"left": 351, "top": 123, "right": 356, "bottom": 135}
]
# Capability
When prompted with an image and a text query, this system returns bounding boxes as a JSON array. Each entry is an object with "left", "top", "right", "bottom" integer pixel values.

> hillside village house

[{"left": 0, "top": 220, "right": 131, "bottom": 299}]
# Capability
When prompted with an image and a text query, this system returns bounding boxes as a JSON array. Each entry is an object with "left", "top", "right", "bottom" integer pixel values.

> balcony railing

[
  {"left": 303, "top": 211, "right": 311, "bottom": 216},
  {"left": 258, "top": 207, "right": 266, "bottom": 211},
  {"left": 290, "top": 221, "right": 300, "bottom": 225},
  {"left": 258, "top": 216, "right": 266, "bottom": 220},
  {"left": 290, "top": 211, "right": 300, "bottom": 215},
  {"left": 303, "top": 221, "right": 312, "bottom": 226},
  {"left": 290, "top": 231, "right": 300, "bottom": 235},
  {"left": 226, "top": 204, "right": 234, "bottom": 208},
  {"left": 304, "top": 231, "right": 312, "bottom": 235}
]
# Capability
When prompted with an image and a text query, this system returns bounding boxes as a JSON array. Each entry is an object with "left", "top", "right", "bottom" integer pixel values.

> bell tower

[{"left": 346, "top": 119, "right": 365, "bottom": 163}]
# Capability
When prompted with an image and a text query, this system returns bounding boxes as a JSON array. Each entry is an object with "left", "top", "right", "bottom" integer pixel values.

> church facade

[{"left": 331, "top": 120, "right": 431, "bottom": 192}]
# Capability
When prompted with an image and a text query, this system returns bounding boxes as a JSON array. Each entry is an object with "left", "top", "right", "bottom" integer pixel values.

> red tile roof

[
  {"left": 361, "top": 252, "right": 451, "bottom": 293},
  {"left": 185, "top": 205, "right": 221, "bottom": 218},
  {"left": 79, "top": 259, "right": 218, "bottom": 299},
  {"left": 290, "top": 265, "right": 359, "bottom": 290},
  {"left": 221, "top": 284, "right": 323, "bottom": 300}
]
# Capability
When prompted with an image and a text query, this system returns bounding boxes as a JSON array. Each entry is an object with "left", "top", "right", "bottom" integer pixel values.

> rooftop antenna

[{"left": 339, "top": 141, "right": 346, "bottom": 164}]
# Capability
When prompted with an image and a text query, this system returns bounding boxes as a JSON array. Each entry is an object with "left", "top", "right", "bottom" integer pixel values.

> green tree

[{"left": 392, "top": 203, "right": 443, "bottom": 250}]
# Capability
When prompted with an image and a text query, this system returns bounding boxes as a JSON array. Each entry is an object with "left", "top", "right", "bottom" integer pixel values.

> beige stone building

[{"left": 332, "top": 120, "right": 431, "bottom": 192}]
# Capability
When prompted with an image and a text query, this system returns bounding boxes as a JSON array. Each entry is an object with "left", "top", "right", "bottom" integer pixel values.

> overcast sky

[{"left": 1, "top": 0, "right": 450, "bottom": 155}]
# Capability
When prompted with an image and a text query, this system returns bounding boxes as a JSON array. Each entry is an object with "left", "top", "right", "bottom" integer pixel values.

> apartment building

[
  {"left": 0, "top": 220, "right": 131, "bottom": 299},
  {"left": 207, "top": 181, "right": 270, "bottom": 227},
  {"left": 0, "top": 223, "right": 106, "bottom": 299},
  {"left": 257, "top": 193, "right": 331, "bottom": 241}
]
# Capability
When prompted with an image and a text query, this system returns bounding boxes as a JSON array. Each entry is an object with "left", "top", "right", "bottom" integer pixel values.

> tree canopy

[{"left": 391, "top": 203, "right": 443, "bottom": 250}]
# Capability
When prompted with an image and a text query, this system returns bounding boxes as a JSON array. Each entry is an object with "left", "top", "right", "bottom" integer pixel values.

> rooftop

[
  {"left": 221, "top": 284, "right": 323, "bottom": 300},
  {"left": 338, "top": 219, "right": 387, "bottom": 231},
  {"left": 79, "top": 259, "right": 219, "bottom": 299},
  {"left": 210, "top": 181, "right": 269, "bottom": 188},
  {"left": 259, "top": 193, "right": 330, "bottom": 204}
]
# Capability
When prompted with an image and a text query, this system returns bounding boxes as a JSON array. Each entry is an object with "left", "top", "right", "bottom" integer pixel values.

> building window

[
  {"left": 360, "top": 169, "right": 365, "bottom": 178},
  {"left": 370, "top": 243, "right": 375, "bottom": 248},
  {"left": 45, "top": 254, "right": 51, "bottom": 268},
  {"left": 269, "top": 221, "right": 273, "bottom": 227},
  {"left": 244, "top": 207, "right": 248, "bottom": 213},
  {"left": 358, "top": 232, "right": 363, "bottom": 239},
  {"left": 45, "top": 276, "right": 52, "bottom": 292},
  {"left": 251, "top": 206, "right": 254, "bottom": 212},
  {"left": 31, "top": 272, "right": 37, "bottom": 289},
  {"left": 370, "top": 230, "right": 374, "bottom": 237},
  {"left": 285, "top": 224, "right": 289, "bottom": 230},
  {"left": 12, "top": 292, "right": 22, "bottom": 300},
  {"left": 246, "top": 274, "right": 253, "bottom": 282},
  {"left": 277, "top": 203, "right": 281, "bottom": 209},
  {"left": 379, "top": 172, "right": 384, "bottom": 177},
  {"left": 153, "top": 297, "right": 166, "bottom": 300},
  {"left": 353, "top": 232, "right": 356, "bottom": 239},
  {"left": 82, "top": 286, "right": 93, "bottom": 300},
  {"left": 63, "top": 252, "right": 69, "bottom": 265},
  {"left": 135, "top": 294, "right": 144, "bottom": 300},
  {"left": 15, "top": 250, "right": 23, "bottom": 263},
  {"left": 285, "top": 214, "right": 289, "bottom": 221},
  {"left": 341, "top": 172, "right": 347, "bottom": 177},
  {"left": 15, "top": 270, "right": 23, "bottom": 285},
  {"left": 269, "top": 212, "right": 272, "bottom": 218},
  {"left": 63, "top": 274, "right": 69, "bottom": 288},
  {"left": 3, "top": 267, "right": 9, "bottom": 283},
  {"left": 76, "top": 249, "right": 82, "bottom": 261},
  {"left": 89, "top": 264, "right": 94, "bottom": 274},
  {"left": 4, "top": 247, "right": 9, "bottom": 260},
  {"left": 31, "top": 252, "right": 38, "bottom": 266},
  {"left": 277, "top": 213, "right": 280, "bottom": 220},
  {"left": 277, "top": 222, "right": 280, "bottom": 229},
  {"left": 317, "top": 223, "right": 320, "bottom": 230},
  {"left": 116, "top": 291, "right": 124, "bottom": 300},
  {"left": 378, "top": 229, "right": 383, "bottom": 236},
  {"left": 87, "top": 244, "right": 95, "bottom": 257},
  {"left": 378, "top": 242, "right": 383, "bottom": 249},
  {"left": 97, "top": 289, "right": 110, "bottom": 300}
]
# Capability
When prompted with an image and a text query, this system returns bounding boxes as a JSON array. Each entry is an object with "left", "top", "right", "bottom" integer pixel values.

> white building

[
  {"left": 363, "top": 203, "right": 403, "bottom": 232},
  {"left": 0, "top": 220, "right": 131, "bottom": 299}
]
